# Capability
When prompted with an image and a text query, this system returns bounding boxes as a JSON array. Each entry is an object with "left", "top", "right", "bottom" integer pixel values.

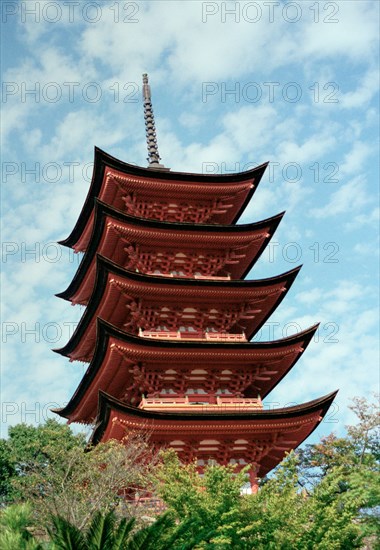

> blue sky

[{"left": 1, "top": 0, "right": 379, "bottom": 441}]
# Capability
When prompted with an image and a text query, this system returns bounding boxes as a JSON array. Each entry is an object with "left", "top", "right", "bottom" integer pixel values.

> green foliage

[
  {"left": 47, "top": 510, "right": 181, "bottom": 550},
  {"left": 47, "top": 510, "right": 135, "bottom": 550},
  {"left": 298, "top": 393, "right": 380, "bottom": 487},
  {"left": 1, "top": 419, "right": 86, "bottom": 504},
  {"left": 154, "top": 449, "right": 247, "bottom": 519},
  {"left": 153, "top": 448, "right": 248, "bottom": 547},
  {"left": 0, "top": 420, "right": 155, "bottom": 533},
  {"left": 0, "top": 439, "right": 15, "bottom": 502},
  {"left": 0, "top": 395, "right": 378, "bottom": 549},
  {"left": 0, "top": 501, "right": 179, "bottom": 549},
  {"left": 347, "top": 396, "right": 380, "bottom": 465},
  {"left": 0, "top": 503, "right": 43, "bottom": 550},
  {"left": 150, "top": 394, "right": 379, "bottom": 549},
  {"left": 303, "top": 468, "right": 368, "bottom": 549},
  {"left": 30, "top": 435, "right": 156, "bottom": 531},
  {"left": 123, "top": 512, "right": 177, "bottom": 550},
  {"left": 152, "top": 449, "right": 379, "bottom": 549}
]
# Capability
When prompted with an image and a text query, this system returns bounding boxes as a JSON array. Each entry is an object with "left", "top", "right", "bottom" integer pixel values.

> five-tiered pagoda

[{"left": 54, "top": 74, "right": 336, "bottom": 490}]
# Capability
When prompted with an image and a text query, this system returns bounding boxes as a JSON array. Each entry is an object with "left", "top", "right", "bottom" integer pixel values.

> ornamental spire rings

[{"left": 142, "top": 73, "right": 168, "bottom": 170}]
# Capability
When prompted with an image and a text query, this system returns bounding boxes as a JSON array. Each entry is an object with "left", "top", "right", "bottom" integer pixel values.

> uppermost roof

[{"left": 59, "top": 147, "right": 269, "bottom": 250}]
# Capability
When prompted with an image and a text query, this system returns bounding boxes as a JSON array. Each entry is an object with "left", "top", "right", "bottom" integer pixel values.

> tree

[
  {"left": 1, "top": 420, "right": 157, "bottom": 532},
  {"left": 153, "top": 449, "right": 249, "bottom": 547},
  {"left": 0, "top": 503, "right": 43, "bottom": 550},
  {"left": 0, "top": 506, "right": 181, "bottom": 550},
  {"left": 297, "top": 394, "right": 379, "bottom": 488},
  {"left": 347, "top": 395, "right": 380, "bottom": 465},
  {"left": 152, "top": 443, "right": 379, "bottom": 549},
  {"left": 302, "top": 466, "right": 378, "bottom": 550},
  {"left": 17, "top": 436, "right": 157, "bottom": 531},
  {"left": 1, "top": 396, "right": 378, "bottom": 548},
  {"left": 47, "top": 510, "right": 136, "bottom": 549},
  {"left": 0, "top": 438, "right": 16, "bottom": 503},
  {"left": 0, "top": 419, "right": 86, "bottom": 505}
]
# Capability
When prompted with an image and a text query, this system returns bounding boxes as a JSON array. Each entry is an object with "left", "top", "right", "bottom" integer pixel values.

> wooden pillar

[{"left": 249, "top": 465, "right": 259, "bottom": 494}]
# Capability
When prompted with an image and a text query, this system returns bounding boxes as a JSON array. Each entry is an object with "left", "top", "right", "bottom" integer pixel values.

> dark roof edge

[
  {"left": 53, "top": 254, "right": 301, "bottom": 358},
  {"left": 56, "top": 202, "right": 285, "bottom": 301},
  {"left": 94, "top": 253, "right": 302, "bottom": 288},
  {"left": 89, "top": 389, "right": 338, "bottom": 445},
  {"left": 52, "top": 319, "right": 319, "bottom": 419},
  {"left": 97, "top": 317, "right": 320, "bottom": 349},
  {"left": 94, "top": 146, "right": 269, "bottom": 181},
  {"left": 58, "top": 147, "right": 269, "bottom": 248},
  {"left": 94, "top": 199, "right": 285, "bottom": 233},
  {"left": 57, "top": 255, "right": 302, "bottom": 302}
]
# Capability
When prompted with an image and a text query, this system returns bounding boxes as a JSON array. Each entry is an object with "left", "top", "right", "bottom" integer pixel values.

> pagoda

[{"left": 54, "top": 74, "right": 336, "bottom": 490}]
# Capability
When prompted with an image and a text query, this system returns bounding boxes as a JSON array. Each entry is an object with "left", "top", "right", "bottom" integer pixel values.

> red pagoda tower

[{"left": 55, "top": 74, "right": 336, "bottom": 490}]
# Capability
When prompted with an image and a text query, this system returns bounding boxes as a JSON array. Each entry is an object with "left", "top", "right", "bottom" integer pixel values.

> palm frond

[
  {"left": 48, "top": 515, "right": 86, "bottom": 550},
  {"left": 113, "top": 517, "right": 135, "bottom": 550},
  {"left": 85, "top": 510, "right": 115, "bottom": 550}
]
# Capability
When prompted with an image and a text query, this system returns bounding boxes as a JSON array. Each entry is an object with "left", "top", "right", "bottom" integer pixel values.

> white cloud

[
  {"left": 340, "top": 69, "right": 379, "bottom": 109},
  {"left": 300, "top": 1, "right": 379, "bottom": 62},
  {"left": 311, "top": 175, "right": 370, "bottom": 218},
  {"left": 266, "top": 278, "right": 379, "bottom": 430},
  {"left": 339, "top": 141, "right": 374, "bottom": 177},
  {"left": 346, "top": 207, "right": 380, "bottom": 230}
]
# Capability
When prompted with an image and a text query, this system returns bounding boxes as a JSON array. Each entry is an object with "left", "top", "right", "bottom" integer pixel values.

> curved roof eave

[
  {"left": 53, "top": 255, "right": 301, "bottom": 358},
  {"left": 53, "top": 318, "right": 319, "bottom": 420},
  {"left": 57, "top": 200, "right": 285, "bottom": 301},
  {"left": 89, "top": 389, "right": 338, "bottom": 446},
  {"left": 58, "top": 147, "right": 269, "bottom": 249}
]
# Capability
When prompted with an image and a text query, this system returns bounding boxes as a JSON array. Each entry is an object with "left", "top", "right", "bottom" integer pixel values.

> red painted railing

[
  {"left": 139, "top": 329, "right": 247, "bottom": 342},
  {"left": 139, "top": 395, "right": 263, "bottom": 411}
]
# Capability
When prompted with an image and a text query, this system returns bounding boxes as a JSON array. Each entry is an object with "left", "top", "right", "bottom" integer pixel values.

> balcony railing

[
  {"left": 139, "top": 395, "right": 263, "bottom": 412},
  {"left": 146, "top": 271, "right": 231, "bottom": 281},
  {"left": 205, "top": 332, "right": 246, "bottom": 342},
  {"left": 138, "top": 329, "right": 247, "bottom": 342}
]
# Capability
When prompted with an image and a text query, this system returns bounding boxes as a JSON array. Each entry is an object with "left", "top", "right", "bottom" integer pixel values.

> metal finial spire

[{"left": 142, "top": 73, "right": 168, "bottom": 170}]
